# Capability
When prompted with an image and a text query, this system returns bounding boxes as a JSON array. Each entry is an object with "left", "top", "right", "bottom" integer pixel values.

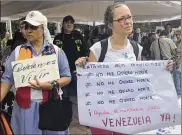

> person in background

[
  {"left": 87, "top": 28, "right": 100, "bottom": 48},
  {"left": 175, "top": 30, "right": 181, "bottom": 96},
  {"left": 75, "top": 2, "right": 174, "bottom": 135},
  {"left": 53, "top": 15, "right": 88, "bottom": 132},
  {"left": 53, "top": 15, "right": 88, "bottom": 101},
  {"left": 128, "top": 30, "right": 134, "bottom": 41},
  {"left": 164, "top": 23, "right": 177, "bottom": 43},
  {"left": 83, "top": 28, "right": 90, "bottom": 43},
  {"left": 150, "top": 30, "right": 177, "bottom": 60},
  {"left": 1, "top": 17, "right": 27, "bottom": 66},
  {"left": 141, "top": 34, "right": 151, "bottom": 60},
  {"left": 0, "top": 10, "right": 71, "bottom": 134},
  {"left": 133, "top": 28, "right": 141, "bottom": 44},
  {"left": 1, "top": 32, "right": 10, "bottom": 48},
  {"left": 156, "top": 29, "right": 162, "bottom": 38},
  {"left": 0, "top": 17, "right": 28, "bottom": 124},
  {"left": 1, "top": 39, "right": 13, "bottom": 65}
]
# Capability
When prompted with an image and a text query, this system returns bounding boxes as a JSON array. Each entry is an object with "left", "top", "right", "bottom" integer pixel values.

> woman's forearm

[
  {"left": 57, "top": 77, "right": 71, "bottom": 88},
  {"left": 0, "top": 82, "right": 12, "bottom": 101}
]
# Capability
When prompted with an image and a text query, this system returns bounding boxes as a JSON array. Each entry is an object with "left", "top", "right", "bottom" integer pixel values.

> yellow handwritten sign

[{"left": 12, "top": 55, "right": 60, "bottom": 88}]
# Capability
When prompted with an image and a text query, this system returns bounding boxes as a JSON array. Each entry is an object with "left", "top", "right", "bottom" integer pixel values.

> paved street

[{"left": 70, "top": 103, "right": 91, "bottom": 134}]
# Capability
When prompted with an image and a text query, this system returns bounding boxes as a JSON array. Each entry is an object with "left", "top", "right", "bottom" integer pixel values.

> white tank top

[{"left": 90, "top": 37, "right": 143, "bottom": 62}]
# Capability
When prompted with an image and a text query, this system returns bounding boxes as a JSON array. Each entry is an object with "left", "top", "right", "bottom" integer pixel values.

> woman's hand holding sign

[
  {"left": 28, "top": 79, "right": 52, "bottom": 90},
  {"left": 75, "top": 57, "right": 174, "bottom": 72},
  {"left": 75, "top": 57, "right": 89, "bottom": 68},
  {"left": 165, "top": 60, "right": 174, "bottom": 72}
]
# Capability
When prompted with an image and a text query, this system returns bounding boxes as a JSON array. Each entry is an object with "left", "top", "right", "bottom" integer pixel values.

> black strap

[
  {"left": 98, "top": 39, "right": 108, "bottom": 62},
  {"left": 130, "top": 40, "right": 139, "bottom": 60},
  {"left": 98, "top": 38, "right": 139, "bottom": 62},
  {"left": 158, "top": 39, "right": 163, "bottom": 60}
]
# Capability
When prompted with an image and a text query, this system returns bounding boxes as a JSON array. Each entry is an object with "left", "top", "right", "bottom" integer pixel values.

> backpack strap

[
  {"left": 98, "top": 38, "right": 108, "bottom": 62},
  {"left": 158, "top": 39, "right": 163, "bottom": 60},
  {"left": 130, "top": 40, "right": 139, "bottom": 60},
  {"left": 98, "top": 39, "right": 139, "bottom": 62}
]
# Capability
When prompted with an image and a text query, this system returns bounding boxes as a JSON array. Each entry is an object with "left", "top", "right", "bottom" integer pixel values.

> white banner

[
  {"left": 12, "top": 55, "right": 60, "bottom": 88},
  {"left": 77, "top": 61, "right": 181, "bottom": 134}
]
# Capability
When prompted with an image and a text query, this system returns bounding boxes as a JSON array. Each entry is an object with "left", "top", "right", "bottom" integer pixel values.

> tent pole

[
  {"left": 93, "top": 21, "right": 95, "bottom": 27},
  {"left": 6, "top": 20, "right": 13, "bottom": 39},
  {"left": 56, "top": 22, "right": 61, "bottom": 34}
]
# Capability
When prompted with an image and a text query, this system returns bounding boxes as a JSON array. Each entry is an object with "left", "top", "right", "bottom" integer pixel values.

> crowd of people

[
  {"left": 128, "top": 24, "right": 181, "bottom": 96},
  {"left": 0, "top": 2, "right": 181, "bottom": 135}
]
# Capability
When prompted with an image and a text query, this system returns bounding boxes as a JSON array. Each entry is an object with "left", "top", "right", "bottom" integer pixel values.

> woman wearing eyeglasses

[
  {"left": 75, "top": 2, "right": 174, "bottom": 135},
  {"left": 0, "top": 11, "right": 71, "bottom": 135}
]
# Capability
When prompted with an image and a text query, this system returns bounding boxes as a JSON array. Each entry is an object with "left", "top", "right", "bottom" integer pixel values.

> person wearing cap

[
  {"left": 53, "top": 15, "right": 88, "bottom": 101},
  {"left": 0, "top": 10, "right": 71, "bottom": 134}
]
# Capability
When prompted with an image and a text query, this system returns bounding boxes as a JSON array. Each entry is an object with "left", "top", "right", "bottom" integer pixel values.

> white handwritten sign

[
  {"left": 12, "top": 55, "right": 60, "bottom": 88},
  {"left": 77, "top": 61, "right": 181, "bottom": 134}
]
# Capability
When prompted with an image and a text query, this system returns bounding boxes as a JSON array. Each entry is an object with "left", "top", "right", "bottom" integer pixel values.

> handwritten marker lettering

[
  {"left": 119, "top": 98, "right": 135, "bottom": 103},
  {"left": 108, "top": 90, "right": 115, "bottom": 95},
  {"left": 96, "top": 72, "right": 103, "bottom": 77},
  {"left": 131, "top": 63, "right": 136, "bottom": 67},
  {"left": 86, "top": 102, "right": 92, "bottom": 106},
  {"left": 109, "top": 100, "right": 116, "bottom": 104},
  {"left": 97, "top": 64, "right": 109, "bottom": 68},
  {"left": 160, "top": 113, "right": 171, "bottom": 122},
  {"left": 148, "top": 105, "right": 160, "bottom": 111},
  {"left": 115, "top": 64, "right": 125, "bottom": 68},
  {"left": 137, "top": 78, "right": 150, "bottom": 83},
  {"left": 85, "top": 83, "right": 92, "bottom": 88},
  {"left": 139, "top": 96, "right": 154, "bottom": 101},
  {"left": 102, "top": 116, "right": 151, "bottom": 127},
  {"left": 117, "top": 70, "right": 133, "bottom": 76},
  {"left": 85, "top": 93, "right": 91, "bottom": 97},
  {"left": 87, "top": 73, "right": 94, "bottom": 79},
  {"left": 135, "top": 69, "right": 148, "bottom": 75},
  {"left": 138, "top": 87, "right": 150, "bottom": 92},
  {"left": 94, "top": 110, "right": 110, "bottom": 117},
  {"left": 107, "top": 72, "right": 115, "bottom": 76},
  {"left": 108, "top": 81, "right": 114, "bottom": 85},
  {"left": 12, "top": 60, "right": 56, "bottom": 72},
  {"left": 88, "top": 109, "right": 92, "bottom": 116},
  {"left": 97, "top": 91, "right": 103, "bottom": 95},
  {"left": 90, "top": 64, "right": 96, "bottom": 69},
  {"left": 119, "top": 89, "right": 134, "bottom": 93},
  {"left": 97, "top": 101, "right": 104, "bottom": 105},
  {"left": 119, "top": 80, "right": 133, "bottom": 84},
  {"left": 97, "top": 82, "right": 104, "bottom": 86}
]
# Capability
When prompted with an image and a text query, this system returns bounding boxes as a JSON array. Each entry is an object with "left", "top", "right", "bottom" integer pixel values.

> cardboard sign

[
  {"left": 12, "top": 55, "right": 60, "bottom": 88},
  {"left": 77, "top": 61, "right": 181, "bottom": 134}
]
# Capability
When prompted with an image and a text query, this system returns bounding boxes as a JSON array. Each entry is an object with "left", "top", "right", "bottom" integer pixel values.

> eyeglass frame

[{"left": 113, "top": 15, "right": 135, "bottom": 24}]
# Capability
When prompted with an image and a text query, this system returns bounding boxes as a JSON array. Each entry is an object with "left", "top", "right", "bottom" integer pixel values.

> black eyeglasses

[
  {"left": 113, "top": 15, "right": 134, "bottom": 23},
  {"left": 25, "top": 24, "right": 39, "bottom": 30}
]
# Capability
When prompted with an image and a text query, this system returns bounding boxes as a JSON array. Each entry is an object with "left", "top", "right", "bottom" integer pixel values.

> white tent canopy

[{"left": 1, "top": 1, "right": 181, "bottom": 23}]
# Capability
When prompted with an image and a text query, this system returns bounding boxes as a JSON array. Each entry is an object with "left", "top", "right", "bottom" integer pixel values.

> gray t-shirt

[{"left": 150, "top": 36, "right": 177, "bottom": 60}]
